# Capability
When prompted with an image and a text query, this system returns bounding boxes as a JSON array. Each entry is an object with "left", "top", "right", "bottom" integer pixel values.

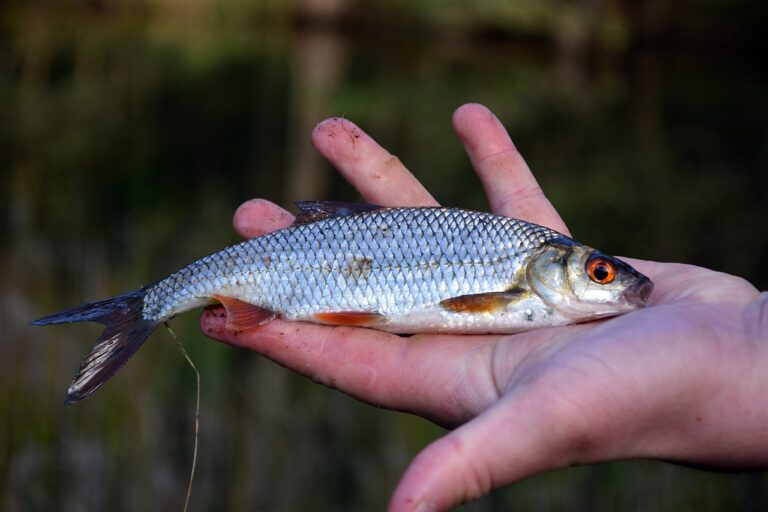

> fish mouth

[{"left": 623, "top": 276, "right": 654, "bottom": 307}]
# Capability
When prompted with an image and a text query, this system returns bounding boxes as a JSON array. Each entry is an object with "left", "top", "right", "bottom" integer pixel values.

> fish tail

[{"left": 30, "top": 287, "right": 158, "bottom": 404}]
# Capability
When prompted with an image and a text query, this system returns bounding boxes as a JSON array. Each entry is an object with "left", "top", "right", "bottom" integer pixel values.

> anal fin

[
  {"left": 314, "top": 311, "right": 385, "bottom": 327},
  {"left": 212, "top": 295, "right": 276, "bottom": 330}
]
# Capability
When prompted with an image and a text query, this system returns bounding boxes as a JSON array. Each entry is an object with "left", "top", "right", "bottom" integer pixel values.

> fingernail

[
  {"left": 314, "top": 118, "right": 335, "bottom": 130},
  {"left": 313, "top": 117, "right": 348, "bottom": 132},
  {"left": 413, "top": 500, "right": 436, "bottom": 512}
]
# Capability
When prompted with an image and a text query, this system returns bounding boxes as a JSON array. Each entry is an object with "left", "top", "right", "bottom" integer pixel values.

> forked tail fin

[{"left": 31, "top": 288, "right": 158, "bottom": 404}]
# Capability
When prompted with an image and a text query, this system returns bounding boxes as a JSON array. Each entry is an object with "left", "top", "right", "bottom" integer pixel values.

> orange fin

[
  {"left": 314, "top": 311, "right": 386, "bottom": 326},
  {"left": 212, "top": 295, "right": 276, "bottom": 330},
  {"left": 440, "top": 290, "right": 525, "bottom": 314}
]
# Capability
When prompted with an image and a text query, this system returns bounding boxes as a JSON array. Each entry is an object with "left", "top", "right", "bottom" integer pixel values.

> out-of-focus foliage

[{"left": 2, "top": 0, "right": 767, "bottom": 510}]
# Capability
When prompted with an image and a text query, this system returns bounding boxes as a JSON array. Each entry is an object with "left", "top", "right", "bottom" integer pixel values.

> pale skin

[{"left": 200, "top": 103, "right": 768, "bottom": 511}]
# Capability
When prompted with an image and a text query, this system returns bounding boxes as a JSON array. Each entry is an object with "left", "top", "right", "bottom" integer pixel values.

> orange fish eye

[{"left": 586, "top": 257, "right": 617, "bottom": 284}]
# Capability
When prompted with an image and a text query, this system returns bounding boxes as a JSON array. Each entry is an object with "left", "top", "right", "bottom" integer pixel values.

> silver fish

[{"left": 32, "top": 201, "right": 653, "bottom": 403}]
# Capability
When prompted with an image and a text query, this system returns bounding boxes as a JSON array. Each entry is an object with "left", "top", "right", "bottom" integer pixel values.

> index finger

[
  {"left": 452, "top": 104, "right": 570, "bottom": 235},
  {"left": 311, "top": 118, "right": 439, "bottom": 207}
]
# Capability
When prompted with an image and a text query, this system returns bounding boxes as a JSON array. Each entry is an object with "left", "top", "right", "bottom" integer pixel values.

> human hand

[{"left": 200, "top": 104, "right": 767, "bottom": 511}]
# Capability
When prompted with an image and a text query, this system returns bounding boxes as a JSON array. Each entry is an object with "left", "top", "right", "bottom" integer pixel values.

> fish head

[{"left": 526, "top": 239, "right": 653, "bottom": 320}]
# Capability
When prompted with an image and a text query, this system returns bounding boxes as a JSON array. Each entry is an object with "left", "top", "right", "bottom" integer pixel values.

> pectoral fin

[
  {"left": 212, "top": 295, "right": 277, "bottom": 330},
  {"left": 439, "top": 289, "right": 525, "bottom": 314}
]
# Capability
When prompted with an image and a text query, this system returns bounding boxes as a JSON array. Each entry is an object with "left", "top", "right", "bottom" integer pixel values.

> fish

[{"left": 31, "top": 201, "right": 653, "bottom": 403}]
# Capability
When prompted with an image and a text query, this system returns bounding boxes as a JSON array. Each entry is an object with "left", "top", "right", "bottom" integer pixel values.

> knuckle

[
  {"left": 476, "top": 146, "right": 519, "bottom": 167},
  {"left": 504, "top": 184, "right": 545, "bottom": 207}
]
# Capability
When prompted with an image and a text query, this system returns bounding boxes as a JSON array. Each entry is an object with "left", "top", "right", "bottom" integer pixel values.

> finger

[
  {"left": 389, "top": 390, "right": 578, "bottom": 512},
  {"left": 232, "top": 198, "right": 295, "bottom": 239},
  {"left": 312, "top": 118, "right": 439, "bottom": 207},
  {"left": 452, "top": 104, "right": 570, "bottom": 235},
  {"left": 200, "top": 308, "right": 501, "bottom": 425}
]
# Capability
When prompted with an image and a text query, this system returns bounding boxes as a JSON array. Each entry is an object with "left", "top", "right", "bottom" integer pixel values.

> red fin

[
  {"left": 294, "top": 201, "right": 383, "bottom": 225},
  {"left": 314, "top": 311, "right": 385, "bottom": 326},
  {"left": 440, "top": 290, "right": 524, "bottom": 314},
  {"left": 212, "top": 295, "right": 276, "bottom": 330}
]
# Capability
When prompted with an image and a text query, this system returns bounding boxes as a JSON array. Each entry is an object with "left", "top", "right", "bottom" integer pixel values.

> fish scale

[
  {"left": 141, "top": 207, "right": 560, "bottom": 328},
  {"left": 32, "top": 202, "right": 652, "bottom": 402}
]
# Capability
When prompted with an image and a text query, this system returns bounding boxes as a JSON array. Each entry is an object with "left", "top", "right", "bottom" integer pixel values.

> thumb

[{"left": 388, "top": 391, "right": 584, "bottom": 511}]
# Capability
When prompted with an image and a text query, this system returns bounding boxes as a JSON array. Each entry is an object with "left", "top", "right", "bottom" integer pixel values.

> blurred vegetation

[{"left": 2, "top": 0, "right": 767, "bottom": 510}]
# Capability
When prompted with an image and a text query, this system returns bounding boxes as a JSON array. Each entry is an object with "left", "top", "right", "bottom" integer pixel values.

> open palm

[{"left": 201, "top": 104, "right": 766, "bottom": 511}]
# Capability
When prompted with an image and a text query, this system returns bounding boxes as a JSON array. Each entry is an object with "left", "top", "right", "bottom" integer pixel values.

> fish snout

[{"left": 623, "top": 276, "right": 654, "bottom": 307}]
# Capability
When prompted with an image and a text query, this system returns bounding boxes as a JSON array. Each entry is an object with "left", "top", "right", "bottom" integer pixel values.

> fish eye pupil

[{"left": 593, "top": 265, "right": 609, "bottom": 281}]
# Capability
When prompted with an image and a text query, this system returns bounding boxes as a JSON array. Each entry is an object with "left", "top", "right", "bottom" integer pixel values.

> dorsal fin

[{"left": 293, "top": 201, "right": 384, "bottom": 225}]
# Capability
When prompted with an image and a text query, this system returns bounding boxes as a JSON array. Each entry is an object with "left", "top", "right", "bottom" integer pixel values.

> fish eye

[{"left": 586, "top": 257, "right": 616, "bottom": 284}]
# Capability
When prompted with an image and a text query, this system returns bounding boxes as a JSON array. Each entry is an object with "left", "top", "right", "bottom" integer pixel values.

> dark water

[{"left": 3, "top": 2, "right": 767, "bottom": 511}]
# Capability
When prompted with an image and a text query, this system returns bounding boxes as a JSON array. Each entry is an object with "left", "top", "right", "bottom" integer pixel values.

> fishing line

[{"left": 164, "top": 322, "right": 200, "bottom": 512}]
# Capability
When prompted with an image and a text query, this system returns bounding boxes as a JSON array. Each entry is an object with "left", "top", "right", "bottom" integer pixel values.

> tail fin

[{"left": 31, "top": 288, "right": 158, "bottom": 404}]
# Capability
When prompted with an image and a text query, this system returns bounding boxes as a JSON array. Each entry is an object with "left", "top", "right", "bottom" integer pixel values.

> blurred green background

[{"left": 3, "top": 0, "right": 767, "bottom": 510}]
